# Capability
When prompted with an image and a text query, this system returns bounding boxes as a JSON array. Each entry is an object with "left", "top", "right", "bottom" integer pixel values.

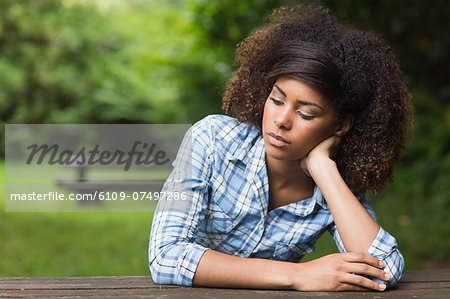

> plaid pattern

[{"left": 148, "top": 114, "right": 404, "bottom": 287}]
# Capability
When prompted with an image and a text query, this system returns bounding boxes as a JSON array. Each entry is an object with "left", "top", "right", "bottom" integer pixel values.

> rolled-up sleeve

[
  {"left": 329, "top": 195, "right": 404, "bottom": 288},
  {"left": 148, "top": 117, "right": 214, "bottom": 286},
  {"left": 367, "top": 226, "right": 404, "bottom": 287}
]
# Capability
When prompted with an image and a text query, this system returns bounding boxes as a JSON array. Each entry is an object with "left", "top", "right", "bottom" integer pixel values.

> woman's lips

[{"left": 268, "top": 133, "right": 289, "bottom": 147}]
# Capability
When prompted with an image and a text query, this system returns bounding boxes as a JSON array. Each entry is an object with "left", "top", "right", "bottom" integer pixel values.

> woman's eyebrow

[
  {"left": 296, "top": 99, "right": 324, "bottom": 111},
  {"left": 274, "top": 84, "right": 287, "bottom": 97},
  {"left": 274, "top": 84, "right": 324, "bottom": 111}
]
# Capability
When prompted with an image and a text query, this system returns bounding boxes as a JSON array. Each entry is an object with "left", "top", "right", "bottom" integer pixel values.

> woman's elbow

[
  {"left": 149, "top": 246, "right": 171, "bottom": 285},
  {"left": 148, "top": 251, "right": 177, "bottom": 285},
  {"left": 149, "top": 243, "right": 189, "bottom": 285},
  {"left": 149, "top": 260, "right": 169, "bottom": 285}
]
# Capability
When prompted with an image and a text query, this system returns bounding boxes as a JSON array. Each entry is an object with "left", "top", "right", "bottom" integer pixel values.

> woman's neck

[{"left": 265, "top": 153, "right": 315, "bottom": 191}]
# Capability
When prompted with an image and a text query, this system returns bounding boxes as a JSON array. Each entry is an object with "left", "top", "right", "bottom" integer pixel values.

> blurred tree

[
  {"left": 1, "top": 0, "right": 448, "bottom": 126},
  {"left": 0, "top": 0, "right": 156, "bottom": 125},
  {"left": 0, "top": 0, "right": 197, "bottom": 155},
  {"left": 322, "top": 0, "right": 450, "bottom": 103}
]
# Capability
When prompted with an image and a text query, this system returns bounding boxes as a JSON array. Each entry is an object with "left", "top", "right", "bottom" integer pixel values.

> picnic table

[{"left": 0, "top": 269, "right": 449, "bottom": 297}]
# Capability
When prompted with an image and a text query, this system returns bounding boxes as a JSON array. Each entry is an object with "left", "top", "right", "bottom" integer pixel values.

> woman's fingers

[
  {"left": 343, "top": 252, "right": 384, "bottom": 269},
  {"left": 337, "top": 283, "right": 372, "bottom": 292},
  {"left": 341, "top": 273, "right": 387, "bottom": 291},
  {"left": 346, "top": 262, "right": 390, "bottom": 282},
  {"left": 313, "top": 135, "right": 341, "bottom": 156},
  {"left": 340, "top": 253, "right": 390, "bottom": 290},
  {"left": 340, "top": 253, "right": 390, "bottom": 282}
]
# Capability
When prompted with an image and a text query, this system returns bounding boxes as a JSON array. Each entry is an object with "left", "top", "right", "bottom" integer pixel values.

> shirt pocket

[
  {"left": 203, "top": 204, "right": 238, "bottom": 235},
  {"left": 273, "top": 242, "right": 313, "bottom": 262}
]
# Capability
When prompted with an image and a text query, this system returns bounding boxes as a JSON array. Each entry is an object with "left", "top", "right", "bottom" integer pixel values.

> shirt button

[
  {"left": 241, "top": 250, "right": 247, "bottom": 255},
  {"left": 209, "top": 213, "right": 214, "bottom": 220},
  {"left": 259, "top": 224, "right": 263, "bottom": 230}
]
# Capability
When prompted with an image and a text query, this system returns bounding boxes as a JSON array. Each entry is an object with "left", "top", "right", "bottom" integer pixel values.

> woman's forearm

[
  {"left": 194, "top": 248, "right": 390, "bottom": 291},
  {"left": 193, "top": 249, "right": 294, "bottom": 289},
  {"left": 309, "top": 156, "right": 380, "bottom": 253}
]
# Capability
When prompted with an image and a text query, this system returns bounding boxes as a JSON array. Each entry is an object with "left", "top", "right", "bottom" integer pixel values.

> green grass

[{"left": 1, "top": 160, "right": 155, "bottom": 276}]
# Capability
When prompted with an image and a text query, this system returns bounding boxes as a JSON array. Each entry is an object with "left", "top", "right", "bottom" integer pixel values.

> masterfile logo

[{"left": 5, "top": 124, "right": 192, "bottom": 212}]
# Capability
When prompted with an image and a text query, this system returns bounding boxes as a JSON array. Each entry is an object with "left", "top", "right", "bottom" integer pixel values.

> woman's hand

[
  {"left": 290, "top": 253, "right": 390, "bottom": 291},
  {"left": 301, "top": 135, "right": 341, "bottom": 177}
]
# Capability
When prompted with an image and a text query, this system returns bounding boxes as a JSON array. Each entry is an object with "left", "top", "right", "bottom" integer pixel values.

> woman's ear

[{"left": 334, "top": 116, "right": 353, "bottom": 137}]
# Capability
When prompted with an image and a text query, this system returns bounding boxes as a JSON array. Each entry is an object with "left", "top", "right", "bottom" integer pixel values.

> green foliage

[
  {"left": 188, "top": 0, "right": 296, "bottom": 58},
  {"left": 0, "top": 0, "right": 449, "bottom": 275},
  {"left": 0, "top": 0, "right": 191, "bottom": 126},
  {"left": 322, "top": 0, "right": 450, "bottom": 102}
]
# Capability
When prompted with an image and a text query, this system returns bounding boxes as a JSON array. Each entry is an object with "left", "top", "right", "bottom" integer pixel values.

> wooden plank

[
  {"left": 400, "top": 269, "right": 450, "bottom": 282},
  {"left": 2, "top": 270, "right": 448, "bottom": 290},
  {"left": 0, "top": 276, "right": 172, "bottom": 290},
  {"left": 396, "top": 281, "right": 450, "bottom": 290},
  {"left": 1, "top": 270, "right": 449, "bottom": 298},
  {"left": 1, "top": 287, "right": 449, "bottom": 298}
]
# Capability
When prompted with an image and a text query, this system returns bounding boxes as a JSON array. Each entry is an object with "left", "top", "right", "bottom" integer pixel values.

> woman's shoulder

[
  {"left": 192, "top": 114, "right": 261, "bottom": 143},
  {"left": 189, "top": 114, "right": 262, "bottom": 163}
]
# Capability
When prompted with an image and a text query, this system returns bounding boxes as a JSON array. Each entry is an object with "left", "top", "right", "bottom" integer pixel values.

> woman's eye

[
  {"left": 298, "top": 111, "right": 315, "bottom": 120},
  {"left": 270, "top": 97, "right": 283, "bottom": 105}
]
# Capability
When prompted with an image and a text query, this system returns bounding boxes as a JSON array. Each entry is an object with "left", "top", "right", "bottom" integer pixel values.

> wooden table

[{"left": 1, "top": 269, "right": 449, "bottom": 298}]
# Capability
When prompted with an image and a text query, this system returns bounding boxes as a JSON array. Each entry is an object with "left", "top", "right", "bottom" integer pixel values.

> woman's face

[{"left": 262, "top": 76, "right": 339, "bottom": 161}]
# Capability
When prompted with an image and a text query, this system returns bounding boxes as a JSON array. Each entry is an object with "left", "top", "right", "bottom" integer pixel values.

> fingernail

[
  {"left": 379, "top": 261, "right": 385, "bottom": 267},
  {"left": 379, "top": 283, "right": 386, "bottom": 290},
  {"left": 385, "top": 273, "right": 390, "bottom": 280}
]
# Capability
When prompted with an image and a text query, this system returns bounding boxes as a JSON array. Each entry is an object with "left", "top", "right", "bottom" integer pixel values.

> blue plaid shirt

[{"left": 148, "top": 114, "right": 404, "bottom": 287}]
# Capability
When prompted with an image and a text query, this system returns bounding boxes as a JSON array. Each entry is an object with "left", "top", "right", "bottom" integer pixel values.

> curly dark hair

[{"left": 222, "top": 4, "right": 414, "bottom": 193}]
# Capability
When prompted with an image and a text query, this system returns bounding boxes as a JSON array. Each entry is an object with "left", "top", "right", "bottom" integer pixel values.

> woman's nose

[{"left": 274, "top": 108, "right": 291, "bottom": 130}]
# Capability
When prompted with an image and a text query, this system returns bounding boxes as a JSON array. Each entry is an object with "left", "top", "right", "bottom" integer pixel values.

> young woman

[{"left": 149, "top": 5, "right": 413, "bottom": 292}]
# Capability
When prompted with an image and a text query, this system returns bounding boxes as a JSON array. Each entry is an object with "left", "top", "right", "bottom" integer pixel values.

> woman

[{"left": 149, "top": 4, "right": 413, "bottom": 292}]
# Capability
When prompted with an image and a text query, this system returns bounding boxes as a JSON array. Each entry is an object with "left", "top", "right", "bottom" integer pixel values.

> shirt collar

[
  {"left": 224, "top": 131, "right": 264, "bottom": 167},
  {"left": 286, "top": 198, "right": 314, "bottom": 216},
  {"left": 285, "top": 186, "right": 328, "bottom": 216},
  {"left": 245, "top": 135, "right": 266, "bottom": 176}
]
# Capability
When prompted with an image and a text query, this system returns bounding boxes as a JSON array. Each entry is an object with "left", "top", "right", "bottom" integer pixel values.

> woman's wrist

[
  {"left": 307, "top": 154, "right": 337, "bottom": 181},
  {"left": 194, "top": 249, "right": 298, "bottom": 290},
  {"left": 278, "top": 262, "right": 298, "bottom": 290},
  {"left": 287, "top": 262, "right": 306, "bottom": 291}
]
